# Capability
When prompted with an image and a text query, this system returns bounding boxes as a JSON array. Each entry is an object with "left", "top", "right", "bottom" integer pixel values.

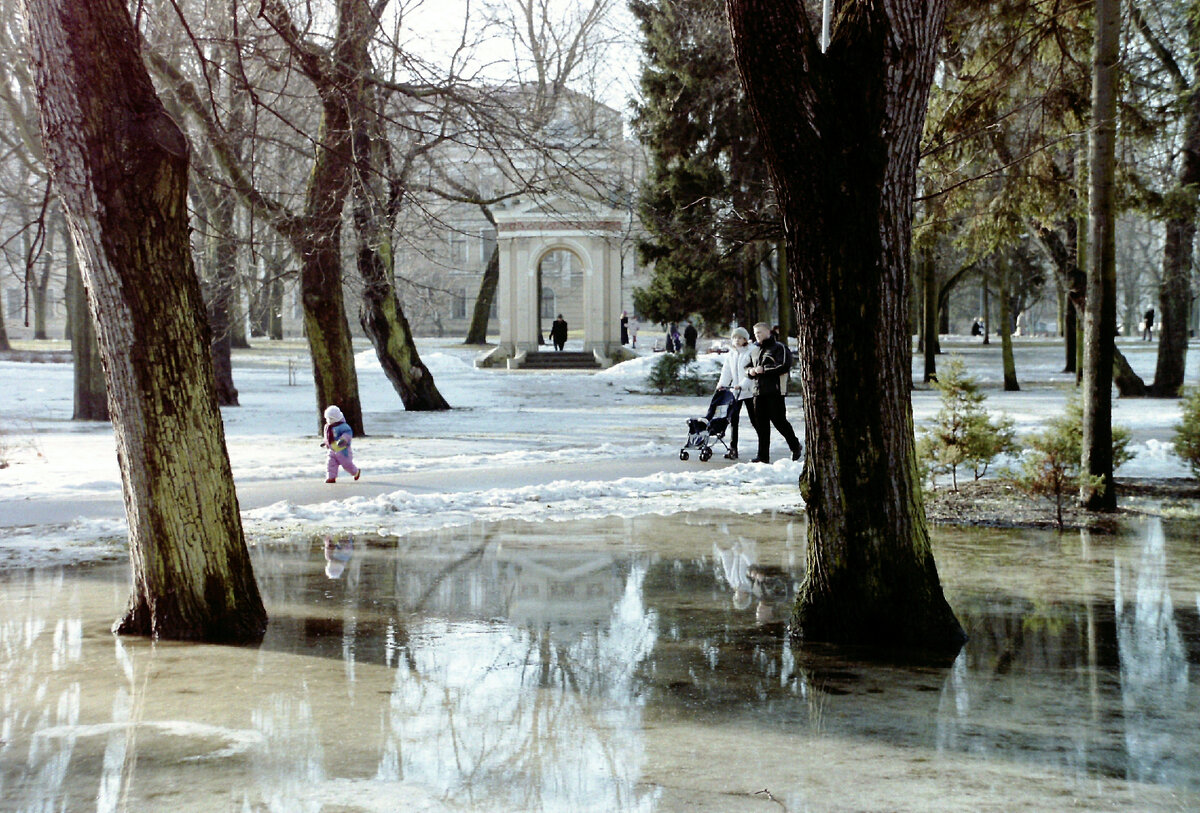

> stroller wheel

[
  {"left": 699, "top": 447, "right": 713, "bottom": 462},
  {"left": 679, "top": 451, "right": 689, "bottom": 461}
]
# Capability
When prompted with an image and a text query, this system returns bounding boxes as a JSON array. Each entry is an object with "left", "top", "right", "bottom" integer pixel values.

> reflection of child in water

[
  {"left": 715, "top": 539, "right": 756, "bottom": 603},
  {"left": 323, "top": 536, "right": 355, "bottom": 579}
]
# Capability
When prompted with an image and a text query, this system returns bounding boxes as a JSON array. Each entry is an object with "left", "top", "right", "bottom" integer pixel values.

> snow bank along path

[{"left": 0, "top": 335, "right": 1193, "bottom": 567}]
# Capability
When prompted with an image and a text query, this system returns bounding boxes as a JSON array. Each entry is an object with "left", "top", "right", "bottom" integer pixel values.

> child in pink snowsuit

[{"left": 321, "top": 405, "right": 361, "bottom": 483}]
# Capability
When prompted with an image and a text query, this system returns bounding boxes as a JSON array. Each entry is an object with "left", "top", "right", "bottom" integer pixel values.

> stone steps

[{"left": 520, "top": 351, "right": 601, "bottom": 370}]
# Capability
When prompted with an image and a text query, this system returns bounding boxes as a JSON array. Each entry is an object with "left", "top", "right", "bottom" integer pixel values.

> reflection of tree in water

[
  {"left": 1115, "top": 519, "right": 1190, "bottom": 784},
  {"left": 0, "top": 571, "right": 85, "bottom": 811},
  {"left": 247, "top": 528, "right": 661, "bottom": 811},
  {"left": 373, "top": 548, "right": 658, "bottom": 811},
  {"left": 934, "top": 522, "right": 1200, "bottom": 789}
]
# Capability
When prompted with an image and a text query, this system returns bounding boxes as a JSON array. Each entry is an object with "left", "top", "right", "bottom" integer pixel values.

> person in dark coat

[
  {"left": 667, "top": 323, "right": 681, "bottom": 352},
  {"left": 550, "top": 314, "right": 568, "bottom": 351},
  {"left": 746, "top": 322, "right": 802, "bottom": 464},
  {"left": 683, "top": 321, "right": 698, "bottom": 350},
  {"left": 1143, "top": 307, "right": 1155, "bottom": 341},
  {"left": 620, "top": 311, "right": 629, "bottom": 345}
]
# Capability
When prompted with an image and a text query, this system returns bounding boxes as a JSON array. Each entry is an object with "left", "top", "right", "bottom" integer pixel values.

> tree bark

[
  {"left": 998, "top": 253, "right": 1020, "bottom": 391},
  {"left": 1081, "top": 0, "right": 1120, "bottom": 511},
  {"left": 726, "top": 0, "right": 964, "bottom": 649},
  {"left": 65, "top": 232, "right": 107, "bottom": 421},
  {"left": 23, "top": 0, "right": 266, "bottom": 641}
]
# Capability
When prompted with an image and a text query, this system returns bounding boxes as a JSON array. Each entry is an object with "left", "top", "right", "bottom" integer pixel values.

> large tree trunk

[
  {"left": 1081, "top": 0, "right": 1119, "bottom": 511},
  {"left": 65, "top": 233, "right": 108, "bottom": 421},
  {"left": 726, "top": 0, "right": 964, "bottom": 649},
  {"left": 23, "top": 0, "right": 266, "bottom": 641},
  {"left": 294, "top": 220, "right": 363, "bottom": 433},
  {"left": 998, "top": 253, "right": 1020, "bottom": 391},
  {"left": 282, "top": 69, "right": 364, "bottom": 433}
]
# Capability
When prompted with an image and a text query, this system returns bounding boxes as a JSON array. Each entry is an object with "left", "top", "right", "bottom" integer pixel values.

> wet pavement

[{"left": 2, "top": 512, "right": 1199, "bottom": 811}]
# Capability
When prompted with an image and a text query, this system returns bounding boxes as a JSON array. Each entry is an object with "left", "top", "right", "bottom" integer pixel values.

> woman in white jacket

[{"left": 716, "top": 326, "right": 754, "bottom": 459}]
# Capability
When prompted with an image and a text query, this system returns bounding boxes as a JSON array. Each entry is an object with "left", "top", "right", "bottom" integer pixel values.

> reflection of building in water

[
  {"left": 1115, "top": 519, "right": 1190, "bottom": 785},
  {"left": 497, "top": 547, "right": 623, "bottom": 633}
]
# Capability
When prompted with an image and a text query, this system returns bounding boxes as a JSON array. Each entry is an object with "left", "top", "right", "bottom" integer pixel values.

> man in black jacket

[
  {"left": 550, "top": 314, "right": 568, "bottom": 351},
  {"left": 746, "top": 322, "right": 802, "bottom": 464}
]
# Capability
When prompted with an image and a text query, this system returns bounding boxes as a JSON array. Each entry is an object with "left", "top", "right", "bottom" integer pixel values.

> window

[
  {"left": 452, "top": 288, "right": 467, "bottom": 320},
  {"left": 540, "top": 287, "right": 556, "bottom": 320},
  {"left": 449, "top": 233, "right": 468, "bottom": 266}
]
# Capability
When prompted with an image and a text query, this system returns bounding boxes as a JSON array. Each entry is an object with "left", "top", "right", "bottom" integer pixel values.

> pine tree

[
  {"left": 630, "top": 0, "right": 775, "bottom": 327},
  {"left": 1172, "top": 387, "right": 1200, "bottom": 477},
  {"left": 918, "top": 357, "right": 1017, "bottom": 491}
]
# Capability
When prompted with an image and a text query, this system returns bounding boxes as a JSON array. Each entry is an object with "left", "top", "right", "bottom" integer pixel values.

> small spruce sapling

[
  {"left": 1172, "top": 387, "right": 1200, "bottom": 478},
  {"left": 1007, "top": 395, "right": 1133, "bottom": 529},
  {"left": 917, "top": 356, "right": 1017, "bottom": 491},
  {"left": 646, "top": 351, "right": 710, "bottom": 395}
]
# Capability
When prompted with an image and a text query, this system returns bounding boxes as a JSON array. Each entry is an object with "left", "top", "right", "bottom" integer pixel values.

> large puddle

[{"left": 2, "top": 512, "right": 1200, "bottom": 811}]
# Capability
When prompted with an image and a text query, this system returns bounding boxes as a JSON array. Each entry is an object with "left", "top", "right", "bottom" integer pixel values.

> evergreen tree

[
  {"left": 630, "top": 0, "right": 776, "bottom": 328},
  {"left": 918, "top": 357, "right": 1017, "bottom": 491}
]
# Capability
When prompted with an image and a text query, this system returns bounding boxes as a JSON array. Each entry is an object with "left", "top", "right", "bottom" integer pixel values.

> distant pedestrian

[
  {"left": 551, "top": 314, "right": 568, "bottom": 351},
  {"left": 1143, "top": 307, "right": 1155, "bottom": 341},
  {"left": 746, "top": 322, "right": 802, "bottom": 464},
  {"left": 620, "top": 311, "right": 629, "bottom": 345},
  {"left": 629, "top": 315, "right": 640, "bottom": 348},
  {"left": 321, "top": 405, "right": 361, "bottom": 483},
  {"left": 683, "top": 321, "right": 698, "bottom": 351},
  {"left": 971, "top": 319, "right": 983, "bottom": 337},
  {"left": 667, "top": 323, "right": 682, "bottom": 352}
]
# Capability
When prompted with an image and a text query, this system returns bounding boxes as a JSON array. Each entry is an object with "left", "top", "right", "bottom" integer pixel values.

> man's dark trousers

[{"left": 753, "top": 392, "right": 801, "bottom": 463}]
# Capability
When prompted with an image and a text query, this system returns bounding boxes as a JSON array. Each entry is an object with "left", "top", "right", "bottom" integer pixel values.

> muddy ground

[{"left": 924, "top": 477, "right": 1200, "bottom": 530}]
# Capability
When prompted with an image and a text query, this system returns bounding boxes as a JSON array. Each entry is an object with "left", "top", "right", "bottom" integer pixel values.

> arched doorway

[
  {"left": 477, "top": 196, "right": 632, "bottom": 368},
  {"left": 537, "top": 248, "right": 584, "bottom": 348}
]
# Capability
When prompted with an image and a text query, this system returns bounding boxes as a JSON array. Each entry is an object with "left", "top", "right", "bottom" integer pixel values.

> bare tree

[{"left": 21, "top": 0, "right": 266, "bottom": 641}]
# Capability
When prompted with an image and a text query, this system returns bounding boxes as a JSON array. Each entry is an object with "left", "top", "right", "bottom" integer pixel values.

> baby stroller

[{"left": 679, "top": 388, "right": 737, "bottom": 462}]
